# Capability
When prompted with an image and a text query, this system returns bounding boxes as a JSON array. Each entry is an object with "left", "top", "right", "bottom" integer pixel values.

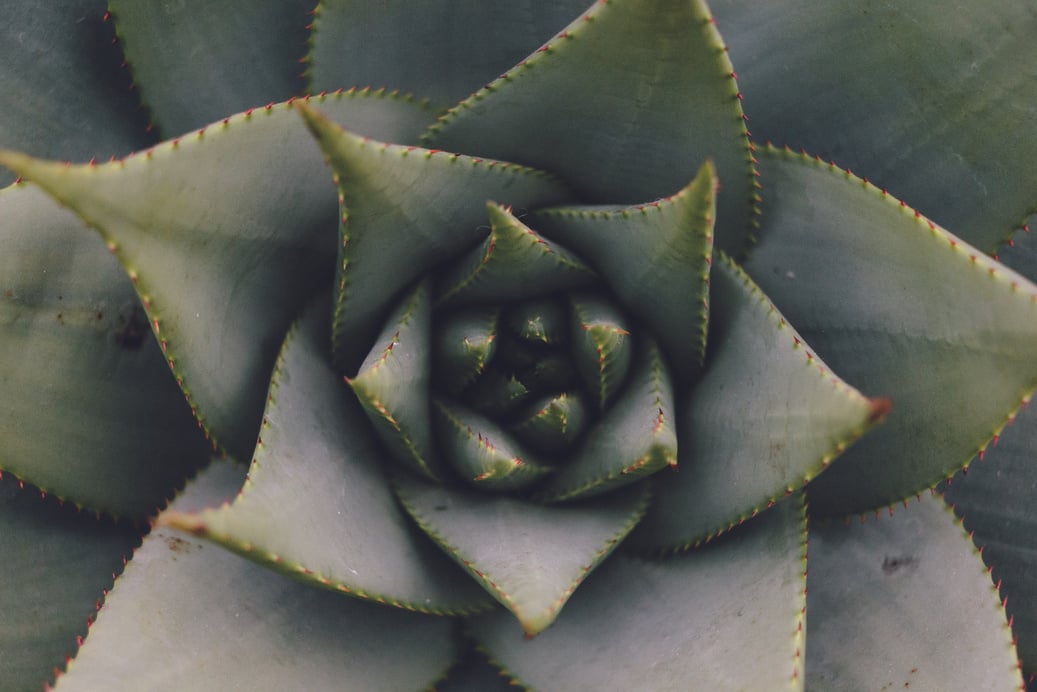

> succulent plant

[{"left": 3, "top": 0, "right": 1037, "bottom": 689}]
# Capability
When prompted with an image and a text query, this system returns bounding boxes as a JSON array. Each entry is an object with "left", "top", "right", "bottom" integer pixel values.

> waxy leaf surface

[{"left": 744, "top": 148, "right": 1037, "bottom": 515}]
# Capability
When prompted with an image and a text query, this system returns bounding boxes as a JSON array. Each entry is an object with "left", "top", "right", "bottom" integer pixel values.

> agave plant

[{"left": 3, "top": 0, "right": 1037, "bottom": 689}]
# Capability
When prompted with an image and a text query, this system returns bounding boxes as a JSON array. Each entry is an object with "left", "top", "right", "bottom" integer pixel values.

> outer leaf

[
  {"left": 806, "top": 493, "right": 1021, "bottom": 690},
  {"left": 295, "top": 104, "right": 573, "bottom": 373},
  {"left": 0, "top": 477, "right": 138, "bottom": 690},
  {"left": 744, "top": 147, "right": 1037, "bottom": 516},
  {"left": 532, "top": 160, "right": 716, "bottom": 382},
  {"left": 164, "top": 299, "right": 491, "bottom": 614},
  {"left": 395, "top": 474, "right": 650, "bottom": 636},
  {"left": 0, "top": 92, "right": 438, "bottom": 462},
  {"left": 712, "top": 0, "right": 1037, "bottom": 252},
  {"left": 942, "top": 398, "right": 1037, "bottom": 678},
  {"left": 0, "top": 0, "right": 152, "bottom": 187},
  {"left": 108, "top": 0, "right": 313, "bottom": 137},
  {"left": 57, "top": 462, "right": 458, "bottom": 691},
  {"left": 307, "top": 0, "right": 592, "bottom": 106},
  {"left": 0, "top": 184, "right": 210, "bottom": 515},
  {"left": 424, "top": 0, "right": 756, "bottom": 256},
  {"left": 628, "top": 256, "right": 882, "bottom": 553},
  {"left": 470, "top": 494, "right": 808, "bottom": 690}
]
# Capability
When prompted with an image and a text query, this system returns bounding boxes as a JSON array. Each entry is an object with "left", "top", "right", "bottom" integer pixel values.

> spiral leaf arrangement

[{"left": 2, "top": 1, "right": 1037, "bottom": 689}]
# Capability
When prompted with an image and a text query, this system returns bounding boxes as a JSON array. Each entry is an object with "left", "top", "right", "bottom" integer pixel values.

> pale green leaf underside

[
  {"left": 395, "top": 474, "right": 649, "bottom": 636},
  {"left": 308, "top": 0, "right": 592, "bottom": 106},
  {"left": 744, "top": 147, "right": 1037, "bottom": 516},
  {"left": 471, "top": 495, "right": 807, "bottom": 690},
  {"left": 942, "top": 398, "right": 1037, "bottom": 678},
  {"left": 164, "top": 299, "right": 490, "bottom": 614},
  {"left": 712, "top": 0, "right": 1037, "bottom": 253},
  {"left": 295, "top": 105, "right": 573, "bottom": 374},
  {"left": 0, "top": 92, "right": 439, "bottom": 462},
  {"left": 629, "top": 256, "right": 880, "bottom": 553},
  {"left": 532, "top": 160, "right": 716, "bottom": 383},
  {"left": 58, "top": 462, "right": 457, "bottom": 692},
  {"left": 109, "top": 0, "right": 312, "bottom": 138},
  {"left": 0, "top": 184, "right": 210, "bottom": 515},
  {"left": 425, "top": 0, "right": 755, "bottom": 256},
  {"left": 0, "top": 477, "right": 138, "bottom": 690},
  {"left": 0, "top": 0, "right": 152, "bottom": 188},
  {"left": 806, "top": 493, "right": 1021, "bottom": 690}
]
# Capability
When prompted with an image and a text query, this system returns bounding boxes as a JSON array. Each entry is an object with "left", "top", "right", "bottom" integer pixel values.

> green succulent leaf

[
  {"left": 942, "top": 397, "right": 1037, "bottom": 678},
  {"left": 712, "top": 0, "right": 1037, "bottom": 253},
  {"left": 424, "top": 0, "right": 755, "bottom": 256},
  {"left": 164, "top": 299, "right": 491, "bottom": 614},
  {"left": 0, "top": 0, "right": 152, "bottom": 187},
  {"left": 744, "top": 147, "right": 1037, "bottom": 516},
  {"left": 532, "top": 160, "right": 717, "bottom": 382},
  {"left": 394, "top": 473, "right": 650, "bottom": 636},
  {"left": 0, "top": 477, "right": 138, "bottom": 690},
  {"left": 107, "top": 0, "right": 312, "bottom": 138},
  {"left": 806, "top": 493, "right": 1021, "bottom": 690},
  {"left": 470, "top": 493, "right": 807, "bottom": 689},
  {"left": 568, "top": 294, "right": 634, "bottom": 411},
  {"left": 0, "top": 184, "right": 210, "bottom": 515},
  {"left": 348, "top": 280, "right": 442, "bottom": 481},
  {"left": 628, "top": 256, "right": 882, "bottom": 553},
  {"left": 294, "top": 104, "right": 573, "bottom": 374},
  {"left": 0, "top": 92, "right": 438, "bottom": 462},
  {"left": 58, "top": 461, "right": 459, "bottom": 691},
  {"left": 537, "top": 340, "right": 677, "bottom": 502},
  {"left": 307, "top": 0, "right": 591, "bottom": 107},
  {"left": 511, "top": 392, "right": 590, "bottom": 455},
  {"left": 433, "top": 306, "right": 500, "bottom": 395},
  {"left": 435, "top": 202, "right": 597, "bottom": 307},
  {"left": 432, "top": 400, "right": 554, "bottom": 492}
]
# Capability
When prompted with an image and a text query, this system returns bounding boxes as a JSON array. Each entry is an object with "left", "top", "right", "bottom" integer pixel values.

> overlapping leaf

[
  {"left": 0, "top": 92, "right": 439, "bottom": 461},
  {"left": 163, "top": 298, "right": 490, "bottom": 613},
  {"left": 470, "top": 494, "right": 807, "bottom": 689},
  {"left": 744, "top": 147, "right": 1037, "bottom": 515},
  {"left": 425, "top": 0, "right": 756, "bottom": 255},
  {"left": 57, "top": 462, "right": 458, "bottom": 691},
  {"left": 806, "top": 494, "right": 1021, "bottom": 689}
]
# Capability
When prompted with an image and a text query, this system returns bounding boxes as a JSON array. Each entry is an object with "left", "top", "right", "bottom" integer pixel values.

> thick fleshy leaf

[
  {"left": 164, "top": 300, "right": 491, "bottom": 614},
  {"left": 568, "top": 294, "right": 633, "bottom": 411},
  {"left": 533, "top": 160, "right": 716, "bottom": 382},
  {"left": 348, "top": 281, "right": 442, "bottom": 480},
  {"left": 0, "top": 184, "right": 210, "bottom": 515},
  {"left": 108, "top": 0, "right": 312, "bottom": 137},
  {"left": 295, "top": 104, "right": 573, "bottom": 373},
  {"left": 942, "top": 398, "right": 1037, "bottom": 678},
  {"left": 0, "top": 1, "right": 152, "bottom": 188},
  {"left": 307, "top": 0, "right": 592, "bottom": 106},
  {"left": 58, "top": 462, "right": 458, "bottom": 691},
  {"left": 434, "top": 306, "right": 500, "bottom": 395},
  {"left": 432, "top": 400, "right": 553, "bottom": 492},
  {"left": 628, "top": 256, "right": 882, "bottom": 553},
  {"left": 537, "top": 341, "right": 677, "bottom": 502},
  {"left": 425, "top": 0, "right": 755, "bottom": 256},
  {"left": 743, "top": 147, "right": 1037, "bottom": 516},
  {"left": 395, "top": 474, "right": 650, "bottom": 636},
  {"left": 471, "top": 494, "right": 807, "bottom": 689},
  {"left": 435, "top": 202, "right": 596, "bottom": 307},
  {"left": 0, "top": 477, "right": 138, "bottom": 690},
  {"left": 712, "top": 0, "right": 1037, "bottom": 253},
  {"left": 806, "top": 493, "right": 1021, "bottom": 690},
  {"left": 435, "top": 646, "right": 515, "bottom": 692},
  {"left": 511, "top": 392, "right": 590, "bottom": 455},
  {"left": 0, "top": 92, "right": 438, "bottom": 461},
  {"left": 504, "top": 298, "right": 568, "bottom": 347}
]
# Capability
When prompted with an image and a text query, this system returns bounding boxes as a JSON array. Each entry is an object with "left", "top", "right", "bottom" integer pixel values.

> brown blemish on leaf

[
  {"left": 114, "top": 303, "right": 148, "bottom": 350},
  {"left": 881, "top": 554, "right": 917, "bottom": 575}
]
